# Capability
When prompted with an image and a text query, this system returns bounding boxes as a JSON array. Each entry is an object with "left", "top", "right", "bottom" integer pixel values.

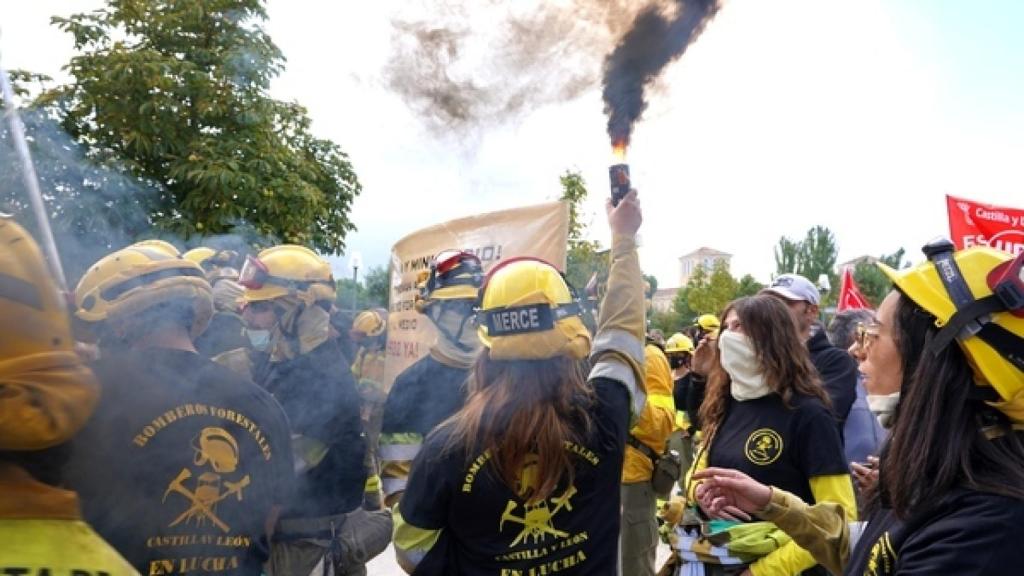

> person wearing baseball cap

[{"left": 763, "top": 274, "right": 859, "bottom": 429}]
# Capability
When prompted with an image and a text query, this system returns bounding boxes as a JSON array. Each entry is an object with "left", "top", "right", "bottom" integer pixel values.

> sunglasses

[{"left": 855, "top": 321, "right": 882, "bottom": 348}]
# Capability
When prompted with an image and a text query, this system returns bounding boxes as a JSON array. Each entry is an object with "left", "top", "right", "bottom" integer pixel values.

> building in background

[{"left": 679, "top": 247, "right": 732, "bottom": 286}]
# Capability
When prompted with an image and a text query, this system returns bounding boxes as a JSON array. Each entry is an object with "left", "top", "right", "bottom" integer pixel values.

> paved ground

[{"left": 364, "top": 543, "right": 674, "bottom": 575}]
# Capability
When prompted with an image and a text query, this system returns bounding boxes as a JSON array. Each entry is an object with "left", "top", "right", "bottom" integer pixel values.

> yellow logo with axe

[
  {"left": 162, "top": 427, "right": 251, "bottom": 533},
  {"left": 498, "top": 457, "right": 576, "bottom": 547}
]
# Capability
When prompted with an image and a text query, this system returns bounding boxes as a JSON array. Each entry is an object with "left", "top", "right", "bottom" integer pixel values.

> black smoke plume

[
  {"left": 385, "top": 1, "right": 646, "bottom": 135},
  {"left": 603, "top": 0, "right": 721, "bottom": 147}
]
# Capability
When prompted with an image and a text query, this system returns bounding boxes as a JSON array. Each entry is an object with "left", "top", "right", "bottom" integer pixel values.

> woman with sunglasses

[
  {"left": 392, "top": 192, "right": 646, "bottom": 575},
  {"left": 693, "top": 241, "right": 1024, "bottom": 575}
]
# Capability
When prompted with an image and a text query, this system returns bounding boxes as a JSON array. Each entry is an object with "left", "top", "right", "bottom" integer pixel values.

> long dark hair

[
  {"left": 876, "top": 293, "right": 1024, "bottom": 518},
  {"left": 699, "top": 295, "right": 828, "bottom": 445},
  {"left": 443, "top": 354, "right": 593, "bottom": 503}
]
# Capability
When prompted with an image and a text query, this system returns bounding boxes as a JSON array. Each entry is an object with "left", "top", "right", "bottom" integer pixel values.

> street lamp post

[{"left": 350, "top": 251, "right": 362, "bottom": 313}]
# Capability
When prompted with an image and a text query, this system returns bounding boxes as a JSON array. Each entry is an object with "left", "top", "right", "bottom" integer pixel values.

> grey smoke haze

[
  {"left": 603, "top": 0, "right": 721, "bottom": 147},
  {"left": 384, "top": 0, "right": 653, "bottom": 135}
]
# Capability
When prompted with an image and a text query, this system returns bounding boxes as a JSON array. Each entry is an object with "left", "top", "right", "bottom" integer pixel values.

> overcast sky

[{"left": 4, "top": 0, "right": 1023, "bottom": 289}]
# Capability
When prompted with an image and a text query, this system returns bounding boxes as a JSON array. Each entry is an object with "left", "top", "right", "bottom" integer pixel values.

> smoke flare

[{"left": 602, "top": 0, "right": 721, "bottom": 147}]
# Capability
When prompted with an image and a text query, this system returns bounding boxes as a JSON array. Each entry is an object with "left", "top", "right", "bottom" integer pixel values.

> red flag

[
  {"left": 946, "top": 194, "right": 1024, "bottom": 255},
  {"left": 838, "top": 267, "right": 871, "bottom": 312}
]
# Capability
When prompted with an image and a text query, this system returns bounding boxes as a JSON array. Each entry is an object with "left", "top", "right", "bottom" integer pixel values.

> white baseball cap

[{"left": 763, "top": 273, "right": 820, "bottom": 305}]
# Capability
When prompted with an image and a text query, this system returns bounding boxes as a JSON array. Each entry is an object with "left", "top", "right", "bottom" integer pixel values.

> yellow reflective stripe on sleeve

[
  {"left": 647, "top": 393, "right": 675, "bottom": 412},
  {"left": 749, "top": 474, "right": 858, "bottom": 576},
  {"left": 809, "top": 474, "right": 857, "bottom": 521},
  {"left": 393, "top": 505, "right": 442, "bottom": 571},
  {"left": 684, "top": 445, "right": 708, "bottom": 504},
  {"left": 364, "top": 474, "right": 381, "bottom": 494}
]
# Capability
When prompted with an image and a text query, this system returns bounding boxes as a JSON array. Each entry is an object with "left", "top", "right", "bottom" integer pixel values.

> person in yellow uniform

[
  {"left": 350, "top": 308, "right": 389, "bottom": 509},
  {"left": 0, "top": 218, "right": 136, "bottom": 574},
  {"left": 620, "top": 335, "right": 676, "bottom": 576}
]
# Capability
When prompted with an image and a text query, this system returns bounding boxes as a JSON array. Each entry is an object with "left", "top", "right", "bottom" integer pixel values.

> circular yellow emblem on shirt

[{"left": 744, "top": 428, "right": 783, "bottom": 465}]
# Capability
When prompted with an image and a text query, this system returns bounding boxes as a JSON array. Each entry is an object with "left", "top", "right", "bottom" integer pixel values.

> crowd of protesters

[{"left": 2, "top": 185, "right": 1023, "bottom": 576}]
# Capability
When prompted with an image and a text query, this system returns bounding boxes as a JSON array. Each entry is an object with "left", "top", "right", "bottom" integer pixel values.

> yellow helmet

[
  {"left": 238, "top": 245, "right": 335, "bottom": 304},
  {"left": 476, "top": 257, "right": 590, "bottom": 360},
  {"left": 132, "top": 239, "right": 180, "bottom": 257},
  {"left": 879, "top": 240, "right": 1024, "bottom": 422},
  {"left": 74, "top": 241, "right": 213, "bottom": 339},
  {"left": 0, "top": 219, "right": 99, "bottom": 450},
  {"left": 415, "top": 250, "right": 484, "bottom": 313},
  {"left": 695, "top": 313, "right": 721, "bottom": 333},
  {"left": 665, "top": 333, "right": 695, "bottom": 354},
  {"left": 0, "top": 219, "right": 74, "bottom": 359},
  {"left": 183, "top": 247, "right": 217, "bottom": 266},
  {"left": 353, "top": 309, "right": 387, "bottom": 337}
]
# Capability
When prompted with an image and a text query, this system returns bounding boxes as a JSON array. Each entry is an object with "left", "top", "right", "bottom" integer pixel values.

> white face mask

[
  {"left": 245, "top": 328, "right": 272, "bottom": 352},
  {"left": 867, "top": 391, "right": 900, "bottom": 428},
  {"left": 718, "top": 330, "right": 771, "bottom": 401}
]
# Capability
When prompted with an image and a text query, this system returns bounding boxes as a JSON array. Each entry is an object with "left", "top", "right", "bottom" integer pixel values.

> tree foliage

[
  {"left": 37, "top": 0, "right": 360, "bottom": 253},
  {"left": 685, "top": 260, "right": 739, "bottom": 316},
  {"left": 735, "top": 274, "right": 765, "bottom": 298},
  {"left": 773, "top": 225, "right": 840, "bottom": 306},
  {"left": 335, "top": 265, "right": 388, "bottom": 313},
  {"left": 2, "top": 74, "right": 158, "bottom": 281},
  {"left": 559, "top": 170, "right": 608, "bottom": 292},
  {"left": 363, "top": 265, "right": 390, "bottom": 310},
  {"left": 852, "top": 248, "right": 907, "bottom": 307}
]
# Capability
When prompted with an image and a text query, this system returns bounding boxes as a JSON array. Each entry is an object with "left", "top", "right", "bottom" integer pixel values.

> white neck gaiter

[
  {"left": 867, "top": 392, "right": 900, "bottom": 429},
  {"left": 719, "top": 331, "right": 772, "bottom": 401}
]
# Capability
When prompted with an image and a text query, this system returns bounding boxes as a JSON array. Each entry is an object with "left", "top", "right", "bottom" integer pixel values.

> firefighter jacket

[
  {"left": 621, "top": 344, "right": 676, "bottom": 484},
  {"left": 352, "top": 346, "right": 388, "bottom": 399},
  {"left": 0, "top": 462, "right": 137, "bottom": 574},
  {"left": 378, "top": 352, "right": 469, "bottom": 504}
]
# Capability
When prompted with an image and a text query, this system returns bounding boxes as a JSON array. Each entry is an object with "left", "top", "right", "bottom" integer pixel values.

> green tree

[
  {"left": 852, "top": 248, "right": 907, "bottom": 307},
  {"left": 680, "top": 261, "right": 737, "bottom": 319},
  {"left": 40, "top": 0, "right": 360, "bottom": 253},
  {"left": 774, "top": 226, "right": 840, "bottom": 306},
  {"left": 559, "top": 170, "right": 607, "bottom": 292},
  {"left": 649, "top": 309, "right": 684, "bottom": 336},
  {"left": 2, "top": 69, "right": 159, "bottom": 280},
  {"left": 363, "top": 265, "right": 390, "bottom": 309},
  {"left": 797, "top": 226, "right": 839, "bottom": 306},
  {"left": 672, "top": 286, "right": 697, "bottom": 329},
  {"left": 774, "top": 236, "right": 801, "bottom": 275},
  {"left": 735, "top": 274, "right": 765, "bottom": 298}
]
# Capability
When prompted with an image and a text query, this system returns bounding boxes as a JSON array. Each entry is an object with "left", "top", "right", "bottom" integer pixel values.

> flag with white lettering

[
  {"left": 382, "top": 201, "right": 570, "bottom": 389},
  {"left": 947, "top": 194, "right": 1024, "bottom": 255}
]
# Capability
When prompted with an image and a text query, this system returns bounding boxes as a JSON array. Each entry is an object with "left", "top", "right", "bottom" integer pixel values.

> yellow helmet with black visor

[
  {"left": 879, "top": 238, "right": 1024, "bottom": 427},
  {"left": 475, "top": 257, "right": 591, "bottom": 361}
]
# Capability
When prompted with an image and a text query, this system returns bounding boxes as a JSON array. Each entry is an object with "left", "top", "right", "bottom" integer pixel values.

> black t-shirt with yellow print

[
  {"left": 399, "top": 377, "right": 631, "bottom": 576},
  {"left": 65, "top": 349, "right": 294, "bottom": 575},
  {"left": 708, "top": 392, "right": 847, "bottom": 504},
  {"left": 846, "top": 488, "right": 1024, "bottom": 575}
]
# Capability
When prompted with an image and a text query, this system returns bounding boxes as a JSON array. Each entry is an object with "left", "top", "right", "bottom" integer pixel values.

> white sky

[{"left": 3, "top": 0, "right": 1023, "bottom": 289}]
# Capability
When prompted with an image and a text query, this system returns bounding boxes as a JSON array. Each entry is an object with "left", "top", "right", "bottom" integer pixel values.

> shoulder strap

[{"left": 627, "top": 434, "right": 660, "bottom": 463}]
